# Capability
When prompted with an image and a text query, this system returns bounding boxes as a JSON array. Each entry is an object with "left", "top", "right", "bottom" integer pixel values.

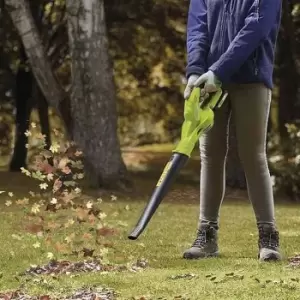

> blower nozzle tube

[{"left": 128, "top": 152, "right": 189, "bottom": 240}]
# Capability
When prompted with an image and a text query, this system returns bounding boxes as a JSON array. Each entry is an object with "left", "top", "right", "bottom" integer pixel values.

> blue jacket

[{"left": 186, "top": 0, "right": 282, "bottom": 89}]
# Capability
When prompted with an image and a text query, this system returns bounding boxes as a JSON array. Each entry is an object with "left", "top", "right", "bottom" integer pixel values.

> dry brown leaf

[
  {"left": 96, "top": 227, "right": 116, "bottom": 237},
  {"left": 25, "top": 223, "right": 44, "bottom": 234}
]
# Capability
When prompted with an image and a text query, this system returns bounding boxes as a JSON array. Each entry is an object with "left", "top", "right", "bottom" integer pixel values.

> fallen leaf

[
  {"left": 50, "top": 142, "right": 60, "bottom": 153},
  {"left": 11, "top": 234, "right": 22, "bottom": 240},
  {"left": 20, "top": 167, "right": 31, "bottom": 177},
  {"left": 77, "top": 173, "right": 84, "bottom": 179},
  {"left": 39, "top": 295, "right": 50, "bottom": 300},
  {"left": 82, "top": 233, "right": 93, "bottom": 240},
  {"left": 47, "top": 252, "right": 54, "bottom": 260},
  {"left": 82, "top": 248, "right": 95, "bottom": 257},
  {"left": 111, "top": 195, "right": 117, "bottom": 201},
  {"left": 45, "top": 203, "right": 57, "bottom": 212},
  {"left": 75, "top": 150, "right": 83, "bottom": 156},
  {"left": 5, "top": 200, "right": 12, "bottom": 206},
  {"left": 40, "top": 149, "right": 53, "bottom": 159},
  {"left": 98, "top": 212, "right": 107, "bottom": 220},
  {"left": 53, "top": 179, "right": 62, "bottom": 192},
  {"left": 42, "top": 163, "right": 55, "bottom": 174},
  {"left": 46, "top": 222, "right": 59, "bottom": 230},
  {"left": 31, "top": 203, "right": 41, "bottom": 214},
  {"left": 74, "top": 187, "right": 82, "bottom": 194},
  {"left": 25, "top": 223, "right": 44, "bottom": 234},
  {"left": 39, "top": 183, "right": 48, "bottom": 190},
  {"left": 76, "top": 207, "right": 89, "bottom": 222},
  {"left": 96, "top": 227, "right": 116, "bottom": 237},
  {"left": 64, "top": 219, "right": 75, "bottom": 228},
  {"left": 47, "top": 173, "right": 54, "bottom": 181},
  {"left": 288, "top": 255, "right": 300, "bottom": 268},
  {"left": 169, "top": 273, "right": 197, "bottom": 280},
  {"left": 16, "top": 198, "right": 29, "bottom": 205},
  {"left": 50, "top": 198, "right": 58, "bottom": 204},
  {"left": 25, "top": 130, "right": 32, "bottom": 137},
  {"left": 54, "top": 242, "right": 68, "bottom": 253},
  {"left": 86, "top": 201, "right": 93, "bottom": 209},
  {"left": 64, "top": 181, "right": 76, "bottom": 187},
  {"left": 33, "top": 242, "right": 41, "bottom": 248}
]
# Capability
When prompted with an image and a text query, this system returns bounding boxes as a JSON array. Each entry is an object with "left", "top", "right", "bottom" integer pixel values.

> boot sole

[
  {"left": 258, "top": 251, "right": 282, "bottom": 262},
  {"left": 258, "top": 252, "right": 282, "bottom": 262},
  {"left": 183, "top": 251, "right": 219, "bottom": 260}
]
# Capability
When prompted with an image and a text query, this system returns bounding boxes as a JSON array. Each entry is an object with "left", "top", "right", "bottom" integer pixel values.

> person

[{"left": 183, "top": 0, "right": 282, "bottom": 261}]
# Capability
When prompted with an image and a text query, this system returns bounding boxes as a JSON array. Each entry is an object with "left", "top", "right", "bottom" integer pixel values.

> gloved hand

[
  {"left": 184, "top": 74, "right": 199, "bottom": 99},
  {"left": 194, "top": 70, "right": 221, "bottom": 100},
  {"left": 184, "top": 71, "right": 221, "bottom": 100}
]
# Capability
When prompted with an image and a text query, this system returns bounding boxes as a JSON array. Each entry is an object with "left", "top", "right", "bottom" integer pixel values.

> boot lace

[
  {"left": 259, "top": 227, "right": 279, "bottom": 250},
  {"left": 192, "top": 227, "right": 215, "bottom": 248}
]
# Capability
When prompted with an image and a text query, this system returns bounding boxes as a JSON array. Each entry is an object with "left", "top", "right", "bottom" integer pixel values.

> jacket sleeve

[
  {"left": 209, "top": 0, "right": 282, "bottom": 82},
  {"left": 186, "top": 0, "right": 209, "bottom": 79}
]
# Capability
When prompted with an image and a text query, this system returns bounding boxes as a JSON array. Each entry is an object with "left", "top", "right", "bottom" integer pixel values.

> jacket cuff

[{"left": 186, "top": 66, "right": 205, "bottom": 79}]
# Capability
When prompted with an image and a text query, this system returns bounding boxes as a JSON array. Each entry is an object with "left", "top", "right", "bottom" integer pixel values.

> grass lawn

[{"left": 0, "top": 172, "right": 299, "bottom": 299}]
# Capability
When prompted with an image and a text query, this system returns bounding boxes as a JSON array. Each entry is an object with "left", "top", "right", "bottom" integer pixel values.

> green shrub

[{"left": 268, "top": 123, "right": 300, "bottom": 201}]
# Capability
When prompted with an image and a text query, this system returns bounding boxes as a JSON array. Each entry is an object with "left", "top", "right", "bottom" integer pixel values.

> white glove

[
  {"left": 184, "top": 74, "right": 199, "bottom": 99},
  {"left": 184, "top": 71, "right": 221, "bottom": 100},
  {"left": 194, "top": 71, "right": 221, "bottom": 99}
]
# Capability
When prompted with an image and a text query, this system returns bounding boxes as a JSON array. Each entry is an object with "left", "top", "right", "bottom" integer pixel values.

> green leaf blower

[{"left": 128, "top": 86, "right": 228, "bottom": 240}]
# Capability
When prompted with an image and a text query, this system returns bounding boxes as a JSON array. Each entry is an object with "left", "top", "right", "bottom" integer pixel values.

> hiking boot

[
  {"left": 258, "top": 224, "right": 282, "bottom": 262},
  {"left": 183, "top": 225, "right": 219, "bottom": 259}
]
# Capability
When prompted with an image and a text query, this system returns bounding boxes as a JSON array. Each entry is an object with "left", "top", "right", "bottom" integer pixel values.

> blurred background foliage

[{"left": 1, "top": 0, "right": 300, "bottom": 199}]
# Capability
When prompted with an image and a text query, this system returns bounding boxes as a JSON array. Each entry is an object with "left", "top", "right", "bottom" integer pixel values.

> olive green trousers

[{"left": 199, "top": 83, "right": 275, "bottom": 228}]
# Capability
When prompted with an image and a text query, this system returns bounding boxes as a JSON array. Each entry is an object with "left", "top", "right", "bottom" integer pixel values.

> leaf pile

[
  {"left": 0, "top": 287, "right": 115, "bottom": 300},
  {"left": 21, "top": 258, "right": 148, "bottom": 276}
]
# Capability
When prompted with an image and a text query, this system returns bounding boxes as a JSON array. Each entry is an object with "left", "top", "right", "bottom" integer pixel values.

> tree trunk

[
  {"left": 226, "top": 118, "right": 247, "bottom": 189},
  {"left": 9, "top": 45, "right": 33, "bottom": 171},
  {"left": 65, "top": 0, "right": 130, "bottom": 189},
  {"left": 4, "top": 0, "right": 72, "bottom": 133},
  {"left": 6, "top": 0, "right": 131, "bottom": 190}
]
